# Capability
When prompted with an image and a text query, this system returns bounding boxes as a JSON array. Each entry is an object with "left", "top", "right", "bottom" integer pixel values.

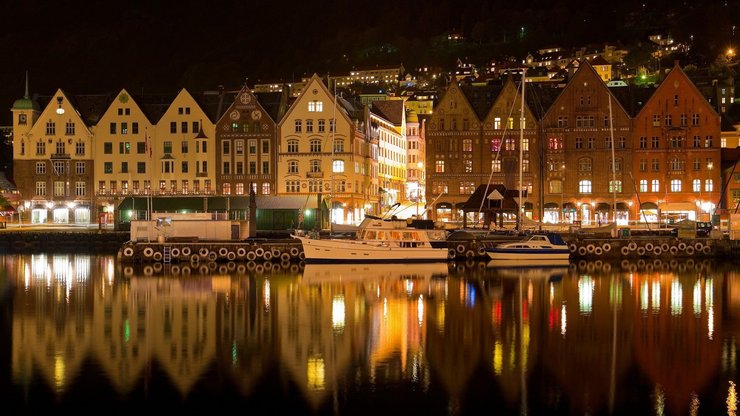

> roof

[
  {"left": 460, "top": 85, "right": 502, "bottom": 120},
  {"left": 371, "top": 100, "right": 404, "bottom": 125},
  {"left": 461, "top": 184, "right": 524, "bottom": 211},
  {"left": 36, "top": 93, "right": 114, "bottom": 126},
  {"left": 255, "top": 90, "right": 291, "bottom": 124},
  {"left": 590, "top": 55, "right": 611, "bottom": 66},
  {"left": 609, "top": 84, "right": 655, "bottom": 117}
]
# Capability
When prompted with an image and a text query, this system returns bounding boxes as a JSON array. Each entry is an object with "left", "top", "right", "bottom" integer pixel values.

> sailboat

[{"left": 485, "top": 69, "right": 571, "bottom": 263}]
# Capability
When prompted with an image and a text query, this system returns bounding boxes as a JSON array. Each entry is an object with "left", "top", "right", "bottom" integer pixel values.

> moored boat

[
  {"left": 485, "top": 233, "right": 571, "bottom": 261},
  {"left": 292, "top": 215, "right": 449, "bottom": 263}
]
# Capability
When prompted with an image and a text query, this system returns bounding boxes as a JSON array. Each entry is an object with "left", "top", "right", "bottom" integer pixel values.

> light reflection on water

[{"left": 1, "top": 253, "right": 739, "bottom": 415}]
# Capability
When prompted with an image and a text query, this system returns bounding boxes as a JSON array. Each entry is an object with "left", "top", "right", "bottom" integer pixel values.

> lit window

[{"left": 578, "top": 180, "right": 592, "bottom": 194}]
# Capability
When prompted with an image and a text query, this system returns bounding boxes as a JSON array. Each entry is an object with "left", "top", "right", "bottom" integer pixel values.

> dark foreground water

[{"left": 1, "top": 254, "right": 738, "bottom": 415}]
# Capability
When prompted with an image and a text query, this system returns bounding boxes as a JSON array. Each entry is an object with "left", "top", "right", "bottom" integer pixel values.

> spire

[{"left": 24, "top": 70, "right": 29, "bottom": 99}]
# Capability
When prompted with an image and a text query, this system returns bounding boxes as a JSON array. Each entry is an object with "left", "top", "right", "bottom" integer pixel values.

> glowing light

[
  {"left": 670, "top": 280, "right": 683, "bottom": 316},
  {"left": 417, "top": 295, "right": 424, "bottom": 326},
  {"left": 654, "top": 384, "right": 665, "bottom": 415},
  {"left": 729, "top": 381, "right": 737, "bottom": 416},
  {"left": 641, "top": 281, "right": 649, "bottom": 313},
  {"left": 307, "top": 357, "right": 326, "bottom": 391},
  {"left": 578, "top": 276, "right": 594, "bottom": 315},
  {"left": 690, "top": 392, "right": 699, "bottom": 416},
  {"left": 332, "top": 295, "right": 345, "bottom": 332},
  {"left": 708, "top": 305, "right": 715, "bottom": 340},
  {"left": 652, "top": 281, "right": 661, "bottom": 313},
  {"left": 493, "top": 341, "right": 503, "bottom": 375},
  {"left": 54, "top": 354, "right": 66, "bottom": 391},
  {"left": 693, "top": 281, "right": 701, "bottom": 316},
  {"left": 263, "top": 279, "right": 270, "bottom": 312},
  {"left": 560, "top": 304, "right": 567, "bottom": 336}
]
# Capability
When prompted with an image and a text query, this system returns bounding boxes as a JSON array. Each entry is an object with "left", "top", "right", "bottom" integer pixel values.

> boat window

[
  {"left": 391, "top": 231, "right": 401, "bottom": 240},
  {"left": 403, "top": 232, "right": 413, "bottom": 240},
  {"left": 365, "top": 231, "right": 377, "bottom": 240}
]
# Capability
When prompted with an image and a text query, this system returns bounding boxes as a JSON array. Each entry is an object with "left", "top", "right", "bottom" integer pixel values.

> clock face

[
  {"left": 251, "top": 110, "right": 262, "bottom": 120},
  {"left": 240, "top": 93, "right": 251, "bottom": 104},
  {"left": 229, "top": 110, "right": 240, "bottom": 121}
]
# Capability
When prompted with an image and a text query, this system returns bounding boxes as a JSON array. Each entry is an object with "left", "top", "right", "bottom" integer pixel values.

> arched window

[
  {"left": 287, "top": 140, "right": 299, "bottom": 153},
  {"left": 288, "top": 160, "right": 298, "bottom": 174},
  {"left": 578, "top": 157, "right": 592, "bottom": 172}
]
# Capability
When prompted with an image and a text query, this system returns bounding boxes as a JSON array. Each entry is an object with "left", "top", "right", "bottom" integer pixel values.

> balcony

[{"left": 306, "top": 171, "right": 324, "bottom": 178}]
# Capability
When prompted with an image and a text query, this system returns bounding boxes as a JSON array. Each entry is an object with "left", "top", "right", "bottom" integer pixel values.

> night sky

[{"left": 0, "top": 0, "right": 737, "bottom": 126}]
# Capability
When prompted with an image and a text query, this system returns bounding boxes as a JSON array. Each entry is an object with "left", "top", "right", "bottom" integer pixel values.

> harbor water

[{"left": 1, "top": 253, "right": 738, "bottom": 415}]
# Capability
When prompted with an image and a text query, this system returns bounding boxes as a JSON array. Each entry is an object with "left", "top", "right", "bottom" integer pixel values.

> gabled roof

[
  {"left": 36, "top": 93, "right": 114, "bottom": 126},
  {"left": 462, "top": 184, "right": 524, "bottom": 211},
  {"left": 636, "top": 62, "right": 721, "bottom": 120},
  {"left": 460, "top": 85, "right": 501, "bottom": 120},
  {"left": 609, "top": 84, "right": 655, "bottom": 117},
  {"left": 590, "top": 55, "right": 611, "bottom": 66},
  {"left": 371, "top": 100, "right": 404, "bottom": 125},
  {"left": 191, "top": 89, "right": 239, "bottom": 123},
  {"left": 525, "top": 83, "right": 561, "bottom": 120},
  {"left": 255, "top": 90, "right": 292, "bottom": 124}
]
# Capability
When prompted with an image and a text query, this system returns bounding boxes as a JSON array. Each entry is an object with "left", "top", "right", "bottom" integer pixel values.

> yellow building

[
  {"left": 277, "top": 74, "right": 379, "bottom": 225},
  {"left": 371, "top": 100, "right": 407, "bottom": 209},
  {"left": 93, "top": 89, "right": 155, "bottom": 219},
  {"left": 12, "top": 85, "right": 97, "bottom": 224},
  {"left": 153, "top": 89, "right": 216, "bottom": 195}
]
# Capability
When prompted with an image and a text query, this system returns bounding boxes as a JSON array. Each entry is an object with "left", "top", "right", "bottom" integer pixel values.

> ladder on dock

[{"left": 163, "top": 245, "right": 172, "bottom": 263}]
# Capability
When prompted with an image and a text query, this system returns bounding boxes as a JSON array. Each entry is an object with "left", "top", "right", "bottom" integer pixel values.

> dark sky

[{"left": 1, "top": 0, "right": 737, "bottom": 125}]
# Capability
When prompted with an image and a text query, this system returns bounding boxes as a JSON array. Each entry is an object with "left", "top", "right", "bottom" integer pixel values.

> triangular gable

[
  {"left": 482, "top": 77, "right": 536, "bottom": 127},
  {"left": 635, "top": 63, "right": 721, "bottom": 120},
  {"left": 277, "top": 74, "right": 353, "bottom": 128},
  {"left": 543, "top": 59, "right": 631, "bottom": 121},
  {"left": 432, "top": 81, "right": 484, "bottom": 126},
  {"left": 97, "top": 88, "right": 153, "bottom": 126},
  {"left": 216, "top": 85, "right": 277, "bottom": 126},
  {"left": 487, "top": 189, "right": 504, "bottom": 200},
  {"left": 30, "top": 88, "right": 93, "bottom": 136},
  {"left": 160, "top": 88, "right": 210, "bottom": 125}
]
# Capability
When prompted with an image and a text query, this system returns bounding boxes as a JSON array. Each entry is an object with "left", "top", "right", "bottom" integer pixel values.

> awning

[
  {"left": 658, "top": 202, "right": 697, "bottom": 212},
  {"left": 595, "top": 202, "right": 610, "bottom": 211},
  {"left": 257, "top": 195, "right": 320, "bottom": 209},
  {"left": 640, "top": 202, "right": 658, "bottom": 210},
  {"left": 544, "top": 202, "right": 559, "bottom": 209}
]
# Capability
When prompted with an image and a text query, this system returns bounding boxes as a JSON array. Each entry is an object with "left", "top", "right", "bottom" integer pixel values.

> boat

[
  {"left": 485, "top": 232, "right": 571, "bottom": 261},
  {"left": 292, "top": 215, "right": 450, "bottom": 263},
  {"left": 488, "top": 262, "right": 569, "bottom": 281},
  {"left": 301, "top": 262, "right": 449, "bottom": 285},
  {"left": 487, "top": 258, "right": 570, "bottom": 269}
]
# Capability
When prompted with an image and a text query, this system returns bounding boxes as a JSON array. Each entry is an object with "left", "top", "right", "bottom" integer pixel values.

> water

[{"left": 1, "top": 253, "right": 738, "bottom": 415}]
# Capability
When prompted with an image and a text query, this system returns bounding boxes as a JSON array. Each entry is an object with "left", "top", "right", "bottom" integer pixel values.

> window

[
  {"left": 110, "top": 122, "right": 116, "bottom": 134},
  {"left": 310, "top": 139, "right": 321, "bottom": 153},
  {"left": 287, "top": 140, "right": 299, "bottom": 153},
  {"left": 549, "top": 180, "right": 562, "bottom": 194},
  {"left": 664, "top": 114, "right": 672, "bottom": 126},
  {"left": 222, "top": 162, "right": 230, "bottom": 174},
  {"left": 522, "top": 158, "right": 529, "bottom": 172},
  {"left": 652, "top": 114, "right": 660, "bottom": 126},
  {"left": 137, "top": 142, "right": 146, "bottom": 154},
  {"left": 75, "top": 161, "right": 85, "bottom": 174},
  {"left": 170, "top": 122, "right": 176, "bottom": 133},
  {"left": 121, "top": 122, "right": 128, "bottom": 134},
  {"left": 459, "top": 181, "right": 476, "bottom": 194},
  {"left": 308, "top": 100, "right": 323, "bottom": 112},
  {"left": 674, "top": 94, "right": 679, "bottom": 106},
  {"left": 432, "top": 181, "right": 448, "bottom": 194},
  {"left": 693, "top": 135, "right": 701, "bottom": 147},
  {"left": 36, "top": 162, "right": 46, "bottom": 174},
  {"left": 222, "top": 183, "right": 231, "bottom": 195},
  {"left": 651, "top": 179, "right": 660, "bottom": 192},
  {"left": 318, "top": 119, "right": 325, "bottom": 132},
  {"left": 65, "top": 121, "right": 75, "bottom": 135},
  {"left": 193, "top": 121, "right": 199, "bottom": 133},
  {"left": 522, "top": 137, "right": 529, "bottom": 152},
  {"left": 76, "top": 141, "right": 85, "bottom": 156},
  {"left": 670, "top": 179, "right": 682, "bottom": 192},
  {"left": 36, "top": 181, "right": 46, "bottom": 196},
  {"left": 693, "top": 179, "right": 701, "bottom": 192},
  {"left": 288, "top": 160, "right": 298, "bottom": 174},
  {"left": 235, "top": 140, "right": 244, "bottom": 155},
  {"left": 491, "top": 138, "right": 501, "bottom": 151},
  {"left": 706, "top": 158, "right": 714, "bottom": 170},
  {"left": 182, "top": 141, "right": 188, "bottom": 154},
  {"left": 651, "top": 137, "right": 659, "bottom": 148},
  {"left": 262, "top": 140, "right": 269, "bottom": 154},
  {"left": 435, "top": 160, "right": 445, "bottom": 173},
  {"left": 639, "top": 179, "right": 648, "bottom": 192},
  {"left": 557, "top": 116, "right": 567, "bottom": 128},
  {"left": 669, "top": 158, "right": 684, "bottom": 171},
  {"left": 53, "top": 161, "right": 65, "bottom": 174},
  {"left": 36, "top": 140, "right": 46, "bottom": 155},
  {"left": 578, "top": 157, "right": 592, "bottom": 172},
  {"left": 137, "top": 162, "right": 146, "bottom": 174},
  {"left": 306, "top": 119, "right": 313, "bottom": 132},
  {"left": 575, "top": 138, "right": 583, "bottom": 149},
  {"left": 329, "top": 119, "right": 335, "bottom": 132},
  {"left": 310, "top": 159, "right": 321, "bottom": 173},
  {"left": 494, "top": 117, "right": 501, "bottom": 129},
  {"left": 333, "top": 139, "right": 344, "bottom": 153},
  {"left": 121, "top": 162, "right": 128, "bottom": 173},
  {"left": 223, "top": 141, "right": 231, "bottom": 155},
  {"left": 639, "top": 159, "right": 647, "bottom": 172},
  {"left": 651, "top": 158, "right": 660, "bottom": 172},
  {"left": 548, "top": 137, "right": 562, "bottom": 149},
  {"left": 670, "top": 136, "right": 683, "bottom": 148},
  {"left": 491, "top": 159, "right": 501, "bottom": 172},
  {"left": 587, "top": 137, "right": 595, "bottom": 149},
  {"left": 132, "top": 122, "right": 139, "bottom": 134},
  {"left": 181, "top": 121, "right": 188, "bottom": 134},
  {"left": 294, "top": 120, "right": 302, "bottom": 133},
  {"left": 609, "top": 158, "right": 623, "bottom": 172},
  {"left": 262, "top": 183, "right": 271, "bottom": 195},
  {"left": 705, "top": 179, "right": 714, "bottom": 192},
  {"left": 163, "top": 141, "right": 172, "bottom": 154},
  {"left": 119, "top": 142, "right": 131, "bottom": 154},
  {"left": 463, "top": 159, "right": 472, "bottom": 172},
  {"left": 182, "top": 161, "right": 189, "bottom": 173},
  {"left": 286, "top": 180, "right": 300, "bottom": 193},
  {"left": 75, "top": 181, "right": 86, "bottom": 197},
  {"left": 55, "top": 141, "right": 65, "bottom": 155},
  {"left": 578, "top": 180, "right": 592, "bottom": 194},
  {"left": 104, "top": 162, "right": 113, "bottom": 174},
  {"left": 608, "top": 180, "right": 623, "bottom": 192},
  {"left": 705, "top": 136, "right": 713, "bottom": 147},
  {"left": 462, "top": 139, "right": 472, "bottom": 152},
  {"left": 693, "top": 157, "right": 701, "bottom": 170},
  {"left": 262, "top": 161, "right": 270, "bottom": 175},
  {"left": 333, "top": 160, "right": 344, "bottom": 173},
  {"left": 692, "top": 114, "right": 699, "bottom": 126},
  {"left": 618, "top": 137, "right": 626, "bottom": 149},
  {"left": 639, "top": 136, "right": 647, "bottom": 149},
  {"left": 104, "top": 142, "right": 112, "bottom": 154},
  {"left": 680, "top": 114, "right": 687, "bottom": 126},
  {"left": 235, "top": 162, "right": 242, "bottom": 174}
]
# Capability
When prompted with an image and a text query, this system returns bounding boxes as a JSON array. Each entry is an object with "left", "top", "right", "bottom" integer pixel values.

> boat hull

[
  {"left": 296, "top": 236, "right": 449, "bottom": 263},
  {"left": 486, "top": 248, "right": 571, "bottom": 261}
]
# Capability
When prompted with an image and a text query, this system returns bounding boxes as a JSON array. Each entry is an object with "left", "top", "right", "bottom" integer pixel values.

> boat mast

[
  {"left": 517, "top": 68, "right": 526, "bottom": 232},
  {"left": 608, "top": 94, "right": 617, "bottom": 224}
]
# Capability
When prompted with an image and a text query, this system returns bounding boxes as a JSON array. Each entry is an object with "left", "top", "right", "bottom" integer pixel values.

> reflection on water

[{"left": 2, "top": 254, "right": 740, "bottom": 414}]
